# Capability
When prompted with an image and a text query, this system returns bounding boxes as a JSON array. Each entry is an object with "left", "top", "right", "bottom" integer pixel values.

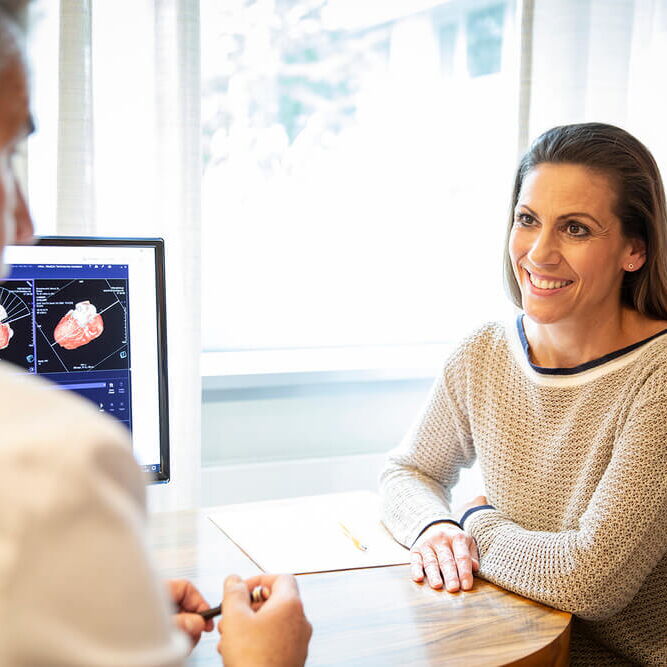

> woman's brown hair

[{"left": 503, "top": 122, "right": 667, "bottom": 319}]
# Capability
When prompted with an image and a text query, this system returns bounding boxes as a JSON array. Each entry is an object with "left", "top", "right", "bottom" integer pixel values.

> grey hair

[
  {"left": 0, "top": 0, "right": 29, "bottom": 72},
  {"left": 0, "top": 0, "right": 29, "bottom": 28}
]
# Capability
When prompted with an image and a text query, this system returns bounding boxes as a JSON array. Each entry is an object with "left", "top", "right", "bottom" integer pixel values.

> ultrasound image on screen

[
  {"left": 0, "top": 281, "right": 35, "bottom": 371},
  {"left": 35, "top": 279, "right": 130, "bottom": 373}
]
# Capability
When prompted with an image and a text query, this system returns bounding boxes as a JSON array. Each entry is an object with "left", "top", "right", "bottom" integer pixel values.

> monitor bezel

[{"left": 22, "top": 236, "right": 171, "bottom": 483}]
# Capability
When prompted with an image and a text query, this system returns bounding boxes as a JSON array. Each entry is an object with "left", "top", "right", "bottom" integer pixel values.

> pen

[
  {"left": 198, "top": 585, "right": 269, "bottom": 621},
  {"left": 339, "top": 521, "right": 368, "bottom": 551}
]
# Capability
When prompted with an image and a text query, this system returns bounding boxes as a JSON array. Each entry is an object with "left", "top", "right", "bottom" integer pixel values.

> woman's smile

[{"left": 523, "top": 267, "right": 574, "bottom": 293}]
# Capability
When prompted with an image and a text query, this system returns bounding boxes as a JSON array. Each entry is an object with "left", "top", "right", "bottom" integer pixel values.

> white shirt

[{"left": 0, "top": 361, "right": 190, "bottom": 666}]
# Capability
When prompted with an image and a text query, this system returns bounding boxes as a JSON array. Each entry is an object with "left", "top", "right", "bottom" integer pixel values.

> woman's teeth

[{"left": 528, "top": 272, "right": 572, "bottom": 290}]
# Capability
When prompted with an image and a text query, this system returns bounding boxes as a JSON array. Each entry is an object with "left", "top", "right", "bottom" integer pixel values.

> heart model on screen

[
  {"left": 0, "top": 305, "right": 13, "bottom": 350},
  {"left": 54, "top": 300, "right": 104, "bottom": 350}
]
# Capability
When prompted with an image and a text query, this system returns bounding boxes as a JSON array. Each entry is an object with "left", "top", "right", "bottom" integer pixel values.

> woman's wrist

[
  {"left": 459, "top": 504, "right": 496, "bottom": 529},
  {"left": 412, "top": 518, "right": 462, "bottom": 547}
]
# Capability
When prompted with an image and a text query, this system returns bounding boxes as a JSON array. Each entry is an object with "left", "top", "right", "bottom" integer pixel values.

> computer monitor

[{"left": 0, "top": 237, "right": 170, "bottom": 483}]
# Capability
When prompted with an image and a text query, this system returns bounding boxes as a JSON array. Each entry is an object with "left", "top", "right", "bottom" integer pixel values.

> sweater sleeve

[
  {"left": 380, "top": 347, "right": 477, "bottom": 547},
  {"left": 464, "top": 369, "right": 667, "bottom": 622},
  {"left": 0, "top": 384, "right": 190, "bottom": 666}
]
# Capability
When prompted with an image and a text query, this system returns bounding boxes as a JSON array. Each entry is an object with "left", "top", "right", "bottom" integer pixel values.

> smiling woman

[
  {"left": 505, "top": 123, "right": 667, "bottom": 324},
  {"left": 380, "top": 123, "right": 667, "bottom": 665},
  {"left": 509, "top": 163, "right": 652, "bottom": 367},
  {"left": 505, "top": 125, "right": 667, "bottom": 369}
]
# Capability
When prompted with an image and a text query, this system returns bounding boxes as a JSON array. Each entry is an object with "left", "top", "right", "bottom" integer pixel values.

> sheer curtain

[
  {"left": 627, "top": 0, "right": 667, "bottom": 169},
  {"left": 527, "top": 0, "right": 667, "bottom": 172},
  {"left": 51, "top": 0, "right": 202, "bottom": 511}
]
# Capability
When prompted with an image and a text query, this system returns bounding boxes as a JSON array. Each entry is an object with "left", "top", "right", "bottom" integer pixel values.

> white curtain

[
  {"left": 527, "top": 0, "right": 667, "bottom": 172},
  {"left": 57, "top": 0, "right": 94, "bottom": 233},
  {"left": 627, "top": 0, "right": 667, "bottom": 170},
  {"left": 53, "top": 0, "right": 202, "bottom": 511}
]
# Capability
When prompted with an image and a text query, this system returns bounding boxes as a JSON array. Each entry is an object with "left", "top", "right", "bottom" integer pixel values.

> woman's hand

[
  {"left": 410, "top": 522, "right": 480, "bottom": 591},
  {"left": 411, "top": 497, "right": 487, "bottom": 591},
  {"left": 168, "top": 579, "right": 214, "bottom": 649}
]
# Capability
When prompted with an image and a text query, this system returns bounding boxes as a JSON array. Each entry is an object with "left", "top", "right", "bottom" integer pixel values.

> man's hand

[
  {"left": 410, "top": 496, "right": 487, "bottom": 592},
  {"left": 168, "top": 579, "right": 214, "bottom": 649},
  {"left": 218, "top": 573, "right": 312, "bottom": 667}
]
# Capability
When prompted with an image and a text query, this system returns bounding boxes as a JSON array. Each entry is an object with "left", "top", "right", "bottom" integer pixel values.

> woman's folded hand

[{"left": 410, "top": 495, "right": 487, "bottom": 591}]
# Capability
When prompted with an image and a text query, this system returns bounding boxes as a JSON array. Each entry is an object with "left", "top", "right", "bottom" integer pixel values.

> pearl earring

[{"left": 628, "top": 263, "right": 634, "bottom": 270}]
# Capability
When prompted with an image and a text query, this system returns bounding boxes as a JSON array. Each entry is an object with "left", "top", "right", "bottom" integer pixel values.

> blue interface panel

[{"left": 0, "top": 263, "right": 132, "bottom": 432}]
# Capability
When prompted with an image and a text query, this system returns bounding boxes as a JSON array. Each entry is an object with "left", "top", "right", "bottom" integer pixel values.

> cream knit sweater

[{"left": 380, "top": 319, "right": 667, "bottom": 666}]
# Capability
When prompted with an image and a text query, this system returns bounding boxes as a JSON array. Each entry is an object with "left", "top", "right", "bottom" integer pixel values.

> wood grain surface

[{"left": 149, "top": 508, "right": 571, "bottom": 666}]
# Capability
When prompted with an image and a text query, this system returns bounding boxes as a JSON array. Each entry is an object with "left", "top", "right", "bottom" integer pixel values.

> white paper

[{"left": 207, "top": 490, "right": 410, "bottom": 574}]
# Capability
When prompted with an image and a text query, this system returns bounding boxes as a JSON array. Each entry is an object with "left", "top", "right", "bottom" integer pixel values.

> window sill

[{"left": 201, "top": 343, "right": 453, "bottom": 390}]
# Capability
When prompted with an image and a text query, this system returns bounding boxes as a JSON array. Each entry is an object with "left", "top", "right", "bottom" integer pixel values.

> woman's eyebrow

[
  {"left": 556, "top": 211, "right": 603, "bottom": 228},
  {"left": 516, "top": 205, "right": 603, "bottom": 229},
  {"left": 515, "top": 204, "right": 539, "bottom": 218}
]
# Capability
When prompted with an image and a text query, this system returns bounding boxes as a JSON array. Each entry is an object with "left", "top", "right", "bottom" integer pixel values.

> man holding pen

[
  {"left": 219, "top": 575, "right": 311, "bottom": 665},
  {"left": 0, "top": 1, "right": 311, "bottom": 664}
]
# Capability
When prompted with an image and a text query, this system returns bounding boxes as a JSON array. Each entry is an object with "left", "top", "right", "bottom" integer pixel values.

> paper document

[{"left": 208, "top": 490, "right": 409, "bottom": 574}]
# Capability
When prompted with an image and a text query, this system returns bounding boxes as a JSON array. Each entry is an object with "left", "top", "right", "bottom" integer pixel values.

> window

[
  {"left": 200, "top": 0, "right": 518, "bottom": 356},
  {"left": 25, "top": 0, "right": 59, "bottom": 235},
  {"left": 466, "top": 4, "right": 505, "bottom": 77}
]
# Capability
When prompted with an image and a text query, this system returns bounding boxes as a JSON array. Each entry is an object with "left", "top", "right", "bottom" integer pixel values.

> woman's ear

[{"left": 624, "top": 237, "right": 646, "bottom": 271}]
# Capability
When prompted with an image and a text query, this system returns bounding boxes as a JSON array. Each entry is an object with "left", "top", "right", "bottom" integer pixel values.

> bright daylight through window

[{"left": 207, "top": 0, "right": 517, "bottom": 353}]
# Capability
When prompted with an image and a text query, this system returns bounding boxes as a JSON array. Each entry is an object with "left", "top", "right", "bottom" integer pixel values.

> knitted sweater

[{"left": 380, "top": 319, "right": 667, "bottom": 666}]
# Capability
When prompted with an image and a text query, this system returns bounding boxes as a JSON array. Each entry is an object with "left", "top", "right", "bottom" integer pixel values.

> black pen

[{"left": 198, "top": 585, "right": 269, "bottom": 620}]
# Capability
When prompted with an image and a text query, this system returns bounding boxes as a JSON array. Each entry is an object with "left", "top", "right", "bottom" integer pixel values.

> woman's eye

[
  {"left": 566, "top": 222, "right": 589, "bottom": 237},
  {"left": 515, "top": 213, "right": 534, "bottom": 226}
]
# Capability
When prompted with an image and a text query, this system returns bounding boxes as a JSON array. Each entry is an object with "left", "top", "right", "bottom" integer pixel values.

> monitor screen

[{"left": 1, "top": 237, "right": 169, "bottom": 483}]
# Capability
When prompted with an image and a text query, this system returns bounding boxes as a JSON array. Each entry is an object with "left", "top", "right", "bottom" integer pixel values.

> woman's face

[{"left": 509, "top": 162, "right": 644, "bottom": 326}]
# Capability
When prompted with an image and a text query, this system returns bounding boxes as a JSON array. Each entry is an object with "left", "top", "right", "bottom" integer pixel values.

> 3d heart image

[
  {"left": 0, "top": 304, "right": 13, "bottom": 350},
  {"left": 54, "top": 301, "right": 104, "bottom": 350}
]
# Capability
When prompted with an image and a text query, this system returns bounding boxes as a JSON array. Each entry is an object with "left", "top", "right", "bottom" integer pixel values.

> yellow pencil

[{"left": 339, "top": 521, "right": 368, "bottom": 551}]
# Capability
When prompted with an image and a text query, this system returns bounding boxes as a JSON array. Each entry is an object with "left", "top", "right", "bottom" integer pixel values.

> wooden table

[{"left": 149, "top": 508, "right": 571, "bottom": 666}]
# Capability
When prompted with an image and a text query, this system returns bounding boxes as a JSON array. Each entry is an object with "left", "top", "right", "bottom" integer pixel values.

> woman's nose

[{"left": 527, "top": 228, "right": 559, "bottom": 266}]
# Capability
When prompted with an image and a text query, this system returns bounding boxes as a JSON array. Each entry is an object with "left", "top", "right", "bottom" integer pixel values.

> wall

[
  {"left": 201, "top": 377, "right": 484, "bottom": 508},
  {"left": 202, "top": 378, "right": 432, "bottom": 465}
]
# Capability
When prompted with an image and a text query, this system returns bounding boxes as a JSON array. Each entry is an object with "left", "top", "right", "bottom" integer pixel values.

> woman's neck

[{"left": 523, "top": 307, "right": 665, "bottom": 369}]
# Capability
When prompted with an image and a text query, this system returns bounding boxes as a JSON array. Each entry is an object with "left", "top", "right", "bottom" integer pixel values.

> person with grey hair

[
  {"left": 381, "top": 122, "right": 667, "bottom": 665},
  {"left": 0, "top": 2, "right": 311, "bottom": 665}
]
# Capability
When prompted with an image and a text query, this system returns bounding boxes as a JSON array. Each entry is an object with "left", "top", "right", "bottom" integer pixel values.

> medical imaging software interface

[
  {"left": 1, "top": 241, "right": 165, "bottom": 479},
  {"left": 0, "top": 264, "right": 134, "bottom": 452}
]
